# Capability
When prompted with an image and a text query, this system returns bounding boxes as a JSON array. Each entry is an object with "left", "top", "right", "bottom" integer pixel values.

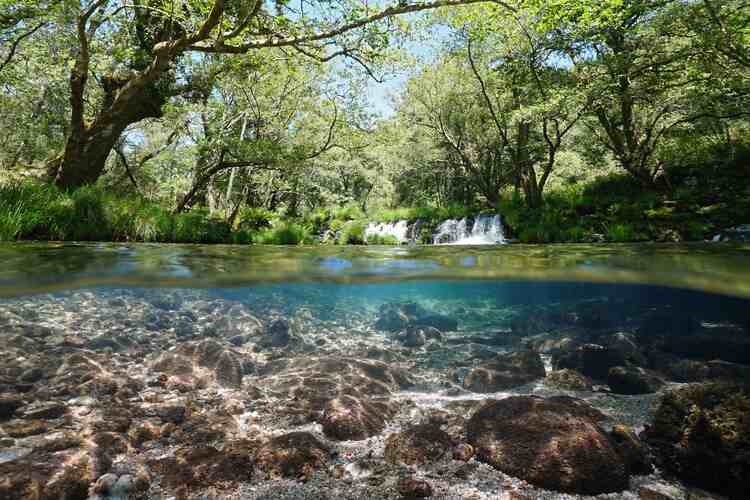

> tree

[{"left": 10, "top": 0, "right": 496, "bottom": 190}]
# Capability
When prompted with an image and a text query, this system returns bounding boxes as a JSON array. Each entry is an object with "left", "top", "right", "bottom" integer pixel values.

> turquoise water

[{"left": 1, "top": 242, "right": 749, "bottom": 499}]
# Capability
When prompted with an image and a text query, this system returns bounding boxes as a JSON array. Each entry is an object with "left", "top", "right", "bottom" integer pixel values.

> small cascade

[
  {"left": 432, "top": 218, "right": 468, "bottom": 244},
  {"left": 433, "top": 214, "right": 506, "bottom": 245},
  {"left": 365, "top": 220, "right": 410, "bottom": 243},
  {"left": 364, "top": 213, "right": 506, "bottom": 245}
]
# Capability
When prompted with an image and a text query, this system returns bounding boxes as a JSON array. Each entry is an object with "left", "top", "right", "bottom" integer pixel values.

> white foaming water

[
  {"left": 365, "top": 220, "right": 410, "bottom": 243},
  {"left": 365, "top": 213, "right": 505, "bottom": 245},
  {"left": 434, "top": 214, "right": 506, "bottom": 245}
]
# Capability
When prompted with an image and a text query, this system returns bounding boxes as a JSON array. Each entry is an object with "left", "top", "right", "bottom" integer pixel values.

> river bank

[{"left": 1, "top": 169, "right": 748, "bottom": 246}]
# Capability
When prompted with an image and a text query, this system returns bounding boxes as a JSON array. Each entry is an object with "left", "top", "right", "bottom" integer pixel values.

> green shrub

[
  {"left": 606, "top": 223, "right": 636, "bottom": 242},
  {"left": 238, "top": 207, "right": 274, "bottom": 231},
  {"left": 337, "top": 220, "right": 366, "bottom": 245},
  {"left": 370, "top": 203, "right": 473, "bottom": 223},
  {"left": 366, "top": 234, "right": 400, "bottom": 245},
  {"left": 253, "top": 221, "right": 312, "bottom": 245}
]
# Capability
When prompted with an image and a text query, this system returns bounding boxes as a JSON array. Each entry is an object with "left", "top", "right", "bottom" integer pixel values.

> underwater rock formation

[
  {"left": 375, "top": 302, "right": 458, "bottom": 332},
  {"left": 384, "top": 422, "right": 454, "bottom": 465},
  {"left": 644, "top": 383, "right": 750, "bottom": 499},
  {"left": 461, "top": 350, "right": 545, "bottom": 392},
  {"left": 607, "top": 366, "right": 664, "bottom": 394},
  {"left": 544, "top": 368, "right": 594, "bottom": 391},
  {"left": 466, "top": 396, "right": 632, "bottom": 495}
]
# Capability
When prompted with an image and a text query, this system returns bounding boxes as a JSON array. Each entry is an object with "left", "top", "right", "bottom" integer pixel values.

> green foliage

[
  {"left": 237, "top": 207, "right": 274, "bottom": 232},
  {"left": 366, "top": 234, "right": 400, "bottom": 245},
  {"left": 370, "top": 204, "right": 473, "bottom": 223},
  {"left": 337, "top": 220, "right": 366, "bottom": 245},
  {"left": 253, "top": 221, "right": 313, "bottom": 245},
  {"left": 605, "top": 223, "right": 636, "bottom": 242},
  {"left": 0, "top": 180, "right": 231, "bottom": 243}
]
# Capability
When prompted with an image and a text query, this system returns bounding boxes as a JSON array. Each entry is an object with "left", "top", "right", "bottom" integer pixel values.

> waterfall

[
  {"left": 433, "top": 214, "right": 506, "bottom": 245},
  {"left": 365, "top": 220, "right": 410, "bottom": 243},
  {"left": 364, "top": 213, "right": 506, "bottom": 245}
]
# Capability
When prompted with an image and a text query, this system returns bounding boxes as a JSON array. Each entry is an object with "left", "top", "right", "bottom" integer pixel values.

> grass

[{"left": 0, "top": 181, "right": 233, "bottom": 243}]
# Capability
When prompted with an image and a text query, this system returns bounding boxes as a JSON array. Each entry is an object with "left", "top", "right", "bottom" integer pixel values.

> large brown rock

[
  {"left": 462, "top": 350, "right": 545, "bottom": 392},
  {"left": 466, "top": 396, "right": 630, "bottom": 495}
]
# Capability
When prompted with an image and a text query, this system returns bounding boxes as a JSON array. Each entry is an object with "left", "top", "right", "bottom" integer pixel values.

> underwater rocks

[
  {"left": 461, "top": 350, "right": 545, "bottom": 392},
  {"left": 384, "top": 422, "right": 453, "bottom": 465},
  {"left": 255, "top": 432, "right": 329, "bottom": 480},
  {"left": 608, "top": 366, "right": 664, "bottom": 394},
  {"left": 661, "top": 323, "right": 750, "bottom": 365},
  {"left": 397, "top": 477, "right": 433, "bottom": 498},
  {"left": 466, "top": 396, "right": 632, "bottom": 495},
  {"left": 319, "top": 395, "right": 391, "bottom": 440},
  {"left": 552, "top": 343, "right": 628, "bottom": 380},
  {"left": 258, "top": 356, "right": 411, "bottom": 440},
  {"left": 0, "top": 447, "right": 96, "bottom": 500},
  {"left": 375, "top": 302, "right": 458, "bottom": 332},
  {"left": 643, "top": 383, "right": 750, "bottom": 499},
  {"left": 0, "top": 396, "right": 23, "bottom": 420},
  {"left": 544, "top": 369, "right": 593, "bottom": 391},
  {"left": 399, "top": 326, "right": 443, "bottom": 348},
  {"left": 148, "top": 440, "right": 255, "bottom": 493},
  {"left": 151, "top": 339, "right": 244, "bottom": 388}
]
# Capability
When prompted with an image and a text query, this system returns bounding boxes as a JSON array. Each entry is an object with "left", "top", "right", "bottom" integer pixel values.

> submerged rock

[
  {"left": 320, "top": 395, "right": 391, "bottom": 441},
  {"left": 215, "top": 350, "right": 243, "bottom": 388},
  {"left": 397, "top": 477, "right": 433, "bottom": 498},
  {"left": 0, "top": 396, "right": 23, "bottom": 421},
  {"left": 255, "top": 432, "right": 329, "bottom": 479},
  {"left": 375, "top": 302, "right": 458, "bottom": 332},
  {"left": 545, "top": 368, "right": 593, "bottom": 391},
  {"left": 384, "top": 422, "right": 453, "bottom": 465},
  {"left": 258, "top": 356, "right": 410, "bottom": 440},
  {"left": 461, "top": 350, "right": 545, "bottom": 392},
  {"left": 643, "top": 383, "right": 750, "bottom": 499},
  {"left": 466, "top": 396, "right": 630, "bottom": 495},
  {"left": 608, "top": 366, "right": 664, "bottom": 394},
  {"left": 148, "top": 441, "right": 255, "bottom": 492},
  {"left": 399, "top": 326, "right": 442, "bottom": 348},
  {"left": 552, "top": 343, "right": 627, "bottom": 380}
]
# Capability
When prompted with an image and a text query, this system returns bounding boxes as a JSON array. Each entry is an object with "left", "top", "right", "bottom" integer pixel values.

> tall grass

[{"left": 0, "top": 180, "right": 233, "bottom": 243}]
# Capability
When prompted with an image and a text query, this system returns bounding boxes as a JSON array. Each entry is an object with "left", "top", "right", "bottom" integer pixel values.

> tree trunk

[{"left": 50, "top": 81, "right": 167, "bottom": 190}]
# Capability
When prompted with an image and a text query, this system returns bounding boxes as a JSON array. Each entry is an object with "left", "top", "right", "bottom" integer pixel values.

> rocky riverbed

[{"left": 1, "top": 286, "right": 748, "bottom": 500}]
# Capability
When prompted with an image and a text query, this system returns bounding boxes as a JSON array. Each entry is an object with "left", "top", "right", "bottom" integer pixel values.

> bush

[
  {"left": 337, "top": 220, "right": 366, "bottom": 245},
  {"left": 253, "top": 221, "right": 312, "bottom": 245},
  {"left": 606, "top": 223, "right": 636, "bottom": 242},
  {"left": 238, "top": 207, "right": 274, "bottom": 231},
  {"left": 370, "top": 203, "right": 474, "bottom": 223},
  {"left": 366, "top": 234, "right": 400, "bottom": 245}
]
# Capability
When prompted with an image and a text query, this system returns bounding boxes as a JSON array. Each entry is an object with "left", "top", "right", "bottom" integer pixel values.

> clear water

[{"left": 1, "top": 242, "right": 749, "bottom": 500}]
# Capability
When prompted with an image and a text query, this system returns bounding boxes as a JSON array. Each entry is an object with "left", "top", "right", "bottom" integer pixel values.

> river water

[{"left": 0, "top": 242, "right": 749, "bottom": 500}]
